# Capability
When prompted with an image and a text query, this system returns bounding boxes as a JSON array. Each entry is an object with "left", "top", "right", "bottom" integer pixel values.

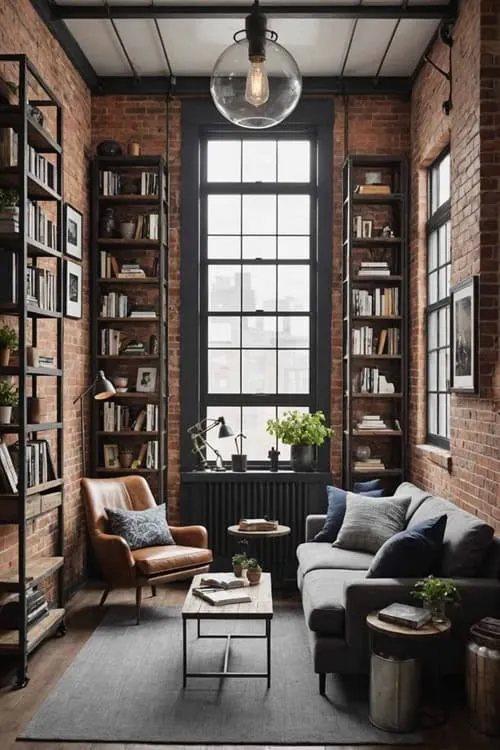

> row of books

[
  {"left": 99, "top": 170, "right": 159, "bottom": 196},
  {"left": 99, "top": 253, "right": 148, "bottom": 279},
  {"left": 352, "top": 326, "right": 400, "bottom": 355},
  {"left": 0, "top": 586, "right": 49, "bottom": 630},
  {"left": 352, "top": 287, "right": 399, "bottom": 316},
  {"left": 357, "top": 261, "right": 392, "bottom": 277},
  {"left": 145, "top": 440, "right": 159, "bottom": 469},
  {"left": 102, "top": 403, "right": 159, "bottom": 432},
  {"left": 0, "top": 439, "right": 56, "bottom": 493},
  {"left": 100, "top": 292, "right": 128, "bottom": 318},
  {"left": 354, "top": 367, "right": 397, "bottom": 394},
  {"left": 100, "top": 328, "right": 122, "bottom": 355},
  {"left": 134, "top": 213, "right": 160, "bottom": 240},
  {"left": 28, "top": 145, "right": 56, "bottom": 190},
  {"left": 28, "top": 201, "right": 57, "bottom": 249},
  {"left": 27, "top": 266, "right": 57, "bottom": 312}
]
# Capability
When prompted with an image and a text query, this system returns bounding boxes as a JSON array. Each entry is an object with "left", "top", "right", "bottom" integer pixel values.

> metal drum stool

[{"left": 466, "top": 617, "right": 500, "bottom": 737}]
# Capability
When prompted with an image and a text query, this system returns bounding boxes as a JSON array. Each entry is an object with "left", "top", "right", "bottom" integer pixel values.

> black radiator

[{"left": 180, "top": 472, "right": 331, "bottom": 586}]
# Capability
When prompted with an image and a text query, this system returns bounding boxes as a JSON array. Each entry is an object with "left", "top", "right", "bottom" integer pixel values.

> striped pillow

[{"left": 333, "top": 493, "right": 411, "bottom": 554}]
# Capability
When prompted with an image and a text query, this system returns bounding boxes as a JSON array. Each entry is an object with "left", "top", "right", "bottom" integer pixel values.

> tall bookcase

[
  {"left": 90, "top": 156, "right": 168, "bottom": 501},
  {"left": 342, "top": 155, "right": 408, "bottom": 493},
  {"left": 0, "top": 55, "right": 65, "bottom": 688}
]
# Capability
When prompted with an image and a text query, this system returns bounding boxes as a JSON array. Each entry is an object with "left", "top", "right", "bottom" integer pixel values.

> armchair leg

[
  {"left": 151, "top": 585, "right": 157, "bottom": 597},
  {"left": 99, "top": 588, "right": 111, "bottom": 607},
  {"left": 319, "top": 673, "right": 326, "bottom": 696},
  {"left": 136, "top": 586, "right": 142, "bottom": 625}
]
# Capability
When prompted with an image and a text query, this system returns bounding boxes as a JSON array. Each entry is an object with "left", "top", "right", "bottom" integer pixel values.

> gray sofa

[{"left": 297, "top": 481, "right": 500, "bottom": 694}]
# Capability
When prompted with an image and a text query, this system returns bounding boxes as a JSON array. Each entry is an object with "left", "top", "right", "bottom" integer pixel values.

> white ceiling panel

[
  {"left": 114, "top": 19, "right": 170, "bottom": 76},
  {"left": 64, "top": 19, "right": 131, "bottom": 75},
  {"left": 342, "top": 19, "right": 398, "bottom": 76},
  {"left": 380, "top": 18, "right": 439, "bottom": 75}
]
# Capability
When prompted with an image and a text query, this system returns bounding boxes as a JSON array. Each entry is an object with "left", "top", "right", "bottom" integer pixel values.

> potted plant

[
  {"left": 266, "top": 410, "right": 333, "bottom": 472},
  {"left": 0, "top": 324, "right": 18, "bottom": 366},
  {"left": 0, "top": 188, "right": 19, "bottom": 232},
  {"left": 246, "top": 558, "right": 262, "bottom": 586},
  {"left": 232, "top": 552, "right": 248, "bottom": 578},
  {"left": 0, "top": 380, "right": 19, "bottom": 424},
  {"left": 411, "top": 575, "right": 460, "bottom": 624}
]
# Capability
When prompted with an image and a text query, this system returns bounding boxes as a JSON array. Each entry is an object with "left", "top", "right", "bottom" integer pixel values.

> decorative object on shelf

[
  {"left": 381, "top": 225, "right": 395, "bottom": 238},
  {"left": 0, "top": 379, "right": 18, "bottom": 424},
  {"left": 64, "top": 260, "right": 82, "bottom": 319},
  {"left": 26, "top": 346, "right": 38, "bottom": 368},
  {"left": 103, "top": 443, "right": 120, "bottom": 468},
  {"left": 365, "top": 171, "right": 382, "bottom": 185},
  {"left": 119, "top": 449, "right": 134, "bottom": 469},
  {"left": 450, "top": 275, "right": 479, "bottom": 394},
  {"left": 73, "top": 370, "right": 115, "bottom": 474},
  {"left": 210, "top": 0, "right": 301, "bottom": 129},
  {"left": 136, "top": 367, "right": 157, "bottom": 393},
  {"left": 120, "top": 177, "right": 139, "bottom": 195},
  {"left": 113, "top": 375, "right": 128, "bottom": 393},
  {"left": 411, "top": 575, "right": 460, "bottom": 624},
  {"left": 355, "top": 445, "right": 371, "bottom": 461},
  {"left": 231, "top": 432, "right": 247, "bottom": 472},
  {"left": 128, "top": 141, "right": 141, "bottom": 157},
  {"left": 187, "top": 415, "right": 234, "bottom": 471},
  {"left": 246, "top": 558, "right": 262, "bottom": 585},
  {"left": 149, "top": 334, "right": 158, "bottom": 355},
  {"left": 266, "top": 409, "right": 332, "bottom": 472},
  {"left": 120, "top": 220, "right": 136, "bottom": 240},
  {"left": 27, "top": 396, "right": 41, "bottom": 424},
  {"left": 362, "top": 220, "right": 373, "bottom": 239},
  {"left": 97, "top": 140, "right": 122, "bottom": 157},
  {"left": 232, "top": 552, "right": 248, "bottom": 578},
  {"left": 99, "top": 207, "right": 115, "bottom": 239},
  {"left": 28, "top": 103, "right": 44, "bottom": 126},
  {"left": 0, "top": 324, "right": 18, "bottom": 366},
  {"left": 64, "top": 203, "right": 83, "bottom": 260},
  {"left": 0, "top": 188, "right": 19, "bottom": 232},
  {"left": 268, "top": 446, "right": 280, "bottom": 472}
]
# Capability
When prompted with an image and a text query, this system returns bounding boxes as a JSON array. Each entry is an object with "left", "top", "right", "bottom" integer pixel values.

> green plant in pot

[
  {"left": 0, "top": 188, "right": 19, "bottom": 232},
  {"left": 0, "top": 324, "right": 18, "bottom": 367},
  {"left": 0, "top": 379, "right": 19, "bottom": 425},
  {"left": 246, "top": 558, "right": 262, "bottom": 585},
  {"left": 411, "top": 575, "right": 460, "bottom": 624},
  {"left": 266, "top": 410, "right": 332, "bottom": 472},
  {"left": 232, "top": 552, "right": 248, "bottom": 578}
]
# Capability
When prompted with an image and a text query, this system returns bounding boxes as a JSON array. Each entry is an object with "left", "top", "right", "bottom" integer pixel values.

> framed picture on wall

[
  {"left": 64, "top": 260, "right": 82, "bottom": 319},
  {"left": 64, "top": 203, "right": 83, "bottom": 260},
  {"left": 450, "top": 275, "right": 479, "bottom": 394}
]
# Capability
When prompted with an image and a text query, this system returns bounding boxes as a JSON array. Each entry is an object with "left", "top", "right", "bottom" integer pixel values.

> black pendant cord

[
  {"left": 424, "top": 21, "right": 453, "bottom": 114},
  {"left": 104, "top": 0, "right": 140, "bottom": 83}
]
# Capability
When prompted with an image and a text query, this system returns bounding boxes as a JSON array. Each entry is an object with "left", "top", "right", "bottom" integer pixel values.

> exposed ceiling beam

[
  {"left": 52, "top": 3, "right": 456, "bottom": 21},
  {"left": 95, "top": 75, "right": 412, "bottom": 97}
]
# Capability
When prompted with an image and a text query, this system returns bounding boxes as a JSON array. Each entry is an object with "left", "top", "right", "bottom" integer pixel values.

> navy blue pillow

[
  {"left": 367, "top": 515, "right": 447, "bottom": 578},
  {"left": 353, "top": 478, "right": 381, "bottom": 493},
  {"left": 313, "top": 486, "right": 385, "bottom": 543}
]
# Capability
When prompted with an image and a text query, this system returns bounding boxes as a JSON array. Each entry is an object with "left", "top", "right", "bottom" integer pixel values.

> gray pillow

[
  {"left": 333, "top": 493, "right": 411, "bottom": 554},
  {"left": 105, "top": 505, "right": 174, "bottom": 550}
]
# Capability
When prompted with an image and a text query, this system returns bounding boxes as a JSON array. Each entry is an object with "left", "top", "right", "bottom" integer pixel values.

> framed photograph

[
  {"left": 103, "top": 444, "right": 120, "bottom": 469},
  {"left": 362, "top": 219, "right": 373, "bottom": 239},
  {"left": 64, "top": 260, "right": 82, "bottom": 319},
  {"left": 64, "top": 203, "right": 83, "bottom": 260},
  {"left": 450, "top": 275, "right": 479, "bottom": 394},
  {"left": 136, "top": 367, "right": 157, "bottom": 393}
]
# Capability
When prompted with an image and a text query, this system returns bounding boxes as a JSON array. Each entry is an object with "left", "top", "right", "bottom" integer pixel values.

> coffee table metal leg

[
  {"left": 266, "top": 618, "right": 271, "bottom": 689},
  {"left": 182, "top": 617, "right": 187, "bottom": 688}
]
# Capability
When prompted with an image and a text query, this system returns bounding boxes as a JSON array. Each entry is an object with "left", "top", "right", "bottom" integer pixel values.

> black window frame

[
  {"left": 180, "top": 100, "right": 333, "bottom": 471},
  {"left": 426, "top": 147, "right": 451, "bottom": 449}
]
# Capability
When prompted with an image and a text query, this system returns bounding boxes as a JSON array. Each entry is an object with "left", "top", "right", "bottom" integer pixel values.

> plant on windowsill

[
  {"left": 0, "top": 324, "right": 18, "bottom": 367},
  {"left": 265, "top": 409, "right": 333, "bottom": 472},
  {"left": 411, "top": 575, "right": 460, "bottom": 624},
  {"left": 246, "top": 558, "right": 262, "bottom": 586},
  {"left": 232, "top": 552, "right": 248, "bottom": 578},
  {"left": 0, "top": 379, "right": 19, "bottom": 424}
]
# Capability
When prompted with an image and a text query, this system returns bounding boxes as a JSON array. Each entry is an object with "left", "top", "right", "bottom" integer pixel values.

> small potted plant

[
  {"left": 232, "top": 552, "right": 248, "bottom": 578},
  {"left": 411, "top": 575, "right": 460, "bottom": 624},
  {"left": 266, "top": 410, "right": 333, "bottom": 472},
  {"left": 246, "top": 558, "right": 262, "bottom": 586},
  {"left": 0, "top": 324, "right": 18, "bottom": 366},
  {"left": 0, "top": 380, "right": 19, "bottom": 424},
  {"left": 0, "top": 188, "right": 19, "bottom": 232}
]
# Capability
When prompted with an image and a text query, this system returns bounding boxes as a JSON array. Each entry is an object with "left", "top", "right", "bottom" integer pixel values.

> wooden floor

[{"left": 0, "top": 581, "right": 497, "bottom": 750}]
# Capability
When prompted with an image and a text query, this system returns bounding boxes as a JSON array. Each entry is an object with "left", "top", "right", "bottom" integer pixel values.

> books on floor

[
  {"left": 192, "top": 587, "right": 252, "bottom": 606},
  {"left": 199, "top": 574, "right": 249, "bottom": 590},
  {"left": 378, "top": 603, "right": 432, "bottom": 629}
]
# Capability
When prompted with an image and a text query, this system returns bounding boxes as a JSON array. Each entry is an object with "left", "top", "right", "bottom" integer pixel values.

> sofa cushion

[
  {"left": 333, "top": 493, "right": 411, "bottom": 554},
  {"left": 353, "top": 478, "right": 382, "bottom": 493},
  {"left": 132, "top": 545, "right": 212, "bottom": 575},
  {"left": 408, "top": 496, "right": 495, "bottom": 577},
  {"left": 106, "top": 504, "right": 174, "bottom": 550},
  {"left": 297, "top": 542, "right": 374, "bottom": 576},
  {"left": 313, "top": 485, "right": 386, "bottom": 543},
  {"left": 394, "top": 481, "right": 433, "bottom": 521},
  {"left": 367, "top": 515, "right": 447, "bottom": 578},
  {"left": 302, "top": 569, "right": 366, "bottom": 636}
]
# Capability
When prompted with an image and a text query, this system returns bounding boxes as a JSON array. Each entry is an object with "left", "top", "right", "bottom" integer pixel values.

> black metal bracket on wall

[{"left": 423, "top": 22, "right": 454, "bottom": 115}]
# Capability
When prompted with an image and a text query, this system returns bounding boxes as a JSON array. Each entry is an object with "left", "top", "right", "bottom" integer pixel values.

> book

[
  {"left": 378, "top": 603, "right": 431, "bottom": 629},
  {"left": 239, "top": 518, "right": 279, "bottom": 531},
  {"left": 358, "top": 184, "right": 392, "bottom": 195},
  {"left": 199, "top": 574, "right": 249, "bottom": 589},
  {"left": 192, "top": 587, "right": 252, "bottom": 606}
]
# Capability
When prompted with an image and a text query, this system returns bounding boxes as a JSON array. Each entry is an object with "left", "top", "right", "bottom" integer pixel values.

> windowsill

[
  {"left": 181, "top": 470, "right": 332, "bottom": 483},
  {"left": 415, "top": 443, "right": 452, "bottom": 473}
]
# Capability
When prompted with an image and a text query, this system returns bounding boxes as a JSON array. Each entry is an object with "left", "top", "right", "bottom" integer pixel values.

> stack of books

[
  {"left": 129, "top": 304, "right": 157, "bottom": 319},
  {"left": 117, "top": 261, "right": 146, "bottom": 279},
  {"left": 357, "top": 261, "right": 391, "bottom": 277},
  {"left": 192, "top": 588, "right": 251, "bottom": 606},
  {"left": 353, "top": 457, "right": 385, "bottom": 472},
  {"left": 120, "top": 340, "right": 147, "bottom": 356},
  {"left": 378, "top": 603, "right": 431, "bottom": 629},
  {"left": 356, "top": 184, "right": 391, "bottom": 195},
  {"left": 0, "top": 586, "right": 49, "bottom": 630},
  {"left": 199, "top": 574, "right": 249, "bottom": 590},
  {"left": 356, "top": 415, "right": 388, "bottom": 432},
  {"left": 38, "top": 354, "right": 56, "bottom": 369},
  {"left": 238, "top": 518, "right": 279, "bottom": 531}
]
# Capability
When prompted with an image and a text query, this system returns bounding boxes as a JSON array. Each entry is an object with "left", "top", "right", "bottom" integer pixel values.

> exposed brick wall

[
  {"left": 0, "top": 0, "right": 91, "bottom": 590},
  {"left": 409, "top": 0, "right": 500, "bottom": 529}
]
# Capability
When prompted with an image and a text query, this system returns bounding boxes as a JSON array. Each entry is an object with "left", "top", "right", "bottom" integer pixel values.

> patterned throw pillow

[
  {"left": 105, "top": 505, "right": 174, "bottom": 550},
  {"left": 333, "top": 493, "right": 411, "bottom": 554}
]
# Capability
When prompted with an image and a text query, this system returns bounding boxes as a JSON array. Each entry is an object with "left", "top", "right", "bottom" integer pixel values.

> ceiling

[{"left": 38, "top": 1, "right": 457, "bottom": 94}]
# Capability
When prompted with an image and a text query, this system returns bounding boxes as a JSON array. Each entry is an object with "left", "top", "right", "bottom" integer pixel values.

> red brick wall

[
  {"left": 0, "top": 0, "right": 91, "bottom": 589},
  {"left": 409, "top": 0, "right": 500, "bottom": 529}
]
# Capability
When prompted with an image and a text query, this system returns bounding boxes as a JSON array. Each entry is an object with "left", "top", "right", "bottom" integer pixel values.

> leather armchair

[{"left": 82, "top": 476, "right": 212, "bottom": 623}]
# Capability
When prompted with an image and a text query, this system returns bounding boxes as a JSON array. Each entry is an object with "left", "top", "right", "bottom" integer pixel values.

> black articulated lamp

[
  {"left": 74, "top": 370, "right": 115, "bottom": 475},
  {"left": 187, "top": 416, "right": 234, "bottom": 471},
  {"left": 210, "top": 0, "right": 302, "bottom": 129}
]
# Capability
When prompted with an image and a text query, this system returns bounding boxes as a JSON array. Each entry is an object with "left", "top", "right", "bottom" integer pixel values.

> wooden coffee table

[{"left": 182, "top": 572, "right": 273, "bottom": 688}]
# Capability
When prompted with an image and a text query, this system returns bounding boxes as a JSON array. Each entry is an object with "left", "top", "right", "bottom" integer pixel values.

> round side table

[
  {"left": 366, "top": 611, "right": 451, "bottom": 733},
  {"left": 227, "top": 525, "right": 291, "bottom": 587}
]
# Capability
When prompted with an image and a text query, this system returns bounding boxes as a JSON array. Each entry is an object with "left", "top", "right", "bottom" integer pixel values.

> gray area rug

[{"left": 21, "top": 604, "right": 421, "bottom": 745}]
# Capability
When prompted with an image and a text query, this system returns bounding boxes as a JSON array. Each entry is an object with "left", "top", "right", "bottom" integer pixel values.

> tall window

[
  {"left": 426, "top": 149, "right": 451, "bottom": 447},
  {"left": 200, "top": 135, "right": 317, "bottom": 464}
]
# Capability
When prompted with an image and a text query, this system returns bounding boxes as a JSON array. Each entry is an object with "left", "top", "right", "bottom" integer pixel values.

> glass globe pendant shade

[{"left": 210, "top": 37, "right": 302, "bottom": 129}]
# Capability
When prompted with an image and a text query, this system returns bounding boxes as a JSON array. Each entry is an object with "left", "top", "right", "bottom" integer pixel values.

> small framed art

[
  {"left": 362, "top": 219, "right": 373, "bottom": 239},
  {"left": 103, "top": 444, "right": 120, "bottom": 468},
  {"left": 64, "top": 203, "right": 83, "bottom": 260},
  {"left": 450, "top": 275, "right": 479, "bottom": 394},
  {"left": 136, "top": 367, "right": 157, "bottom": 393},
  {"left": 65, "top": 260, "right": 82, "bottom": 319}
]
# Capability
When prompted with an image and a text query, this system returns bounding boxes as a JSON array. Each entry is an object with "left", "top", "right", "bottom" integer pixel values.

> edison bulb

[{"left": 245, "top": 60, "right": 269, "bottom": 107}]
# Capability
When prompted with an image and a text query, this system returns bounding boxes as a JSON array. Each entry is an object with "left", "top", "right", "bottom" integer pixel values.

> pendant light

[{"left": 210, "top": 0, "right": 302, "bottom": 129}]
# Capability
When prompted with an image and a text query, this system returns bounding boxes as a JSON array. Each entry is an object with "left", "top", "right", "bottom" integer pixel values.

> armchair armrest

[
  {"left": 91, "top": 531, "right": 136, "bottom": 586},
  {"left": 305, "top": 514, "right": 326, "bottom": 542},
  {"left": 170, "top": 525, "right": 209, "bottom": 549}
]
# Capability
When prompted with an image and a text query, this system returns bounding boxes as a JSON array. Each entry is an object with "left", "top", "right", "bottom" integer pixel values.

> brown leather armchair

[{"left": 81, "top": 476, "right": 212, "bottom": 623}]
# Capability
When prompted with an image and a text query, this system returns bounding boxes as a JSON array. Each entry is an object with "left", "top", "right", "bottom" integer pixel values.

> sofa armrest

[
  {"left": 345, "top": 577, "right": 500, "bottom": 650},
  {"left": 305, "top": 514, "right": 326, "bottom": 542},
  {"left": 170, "top": 525, "right": 209, "bottom": 549},
  {"left": 92, "top": 531, "right": 136, "bottom": 586}
]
